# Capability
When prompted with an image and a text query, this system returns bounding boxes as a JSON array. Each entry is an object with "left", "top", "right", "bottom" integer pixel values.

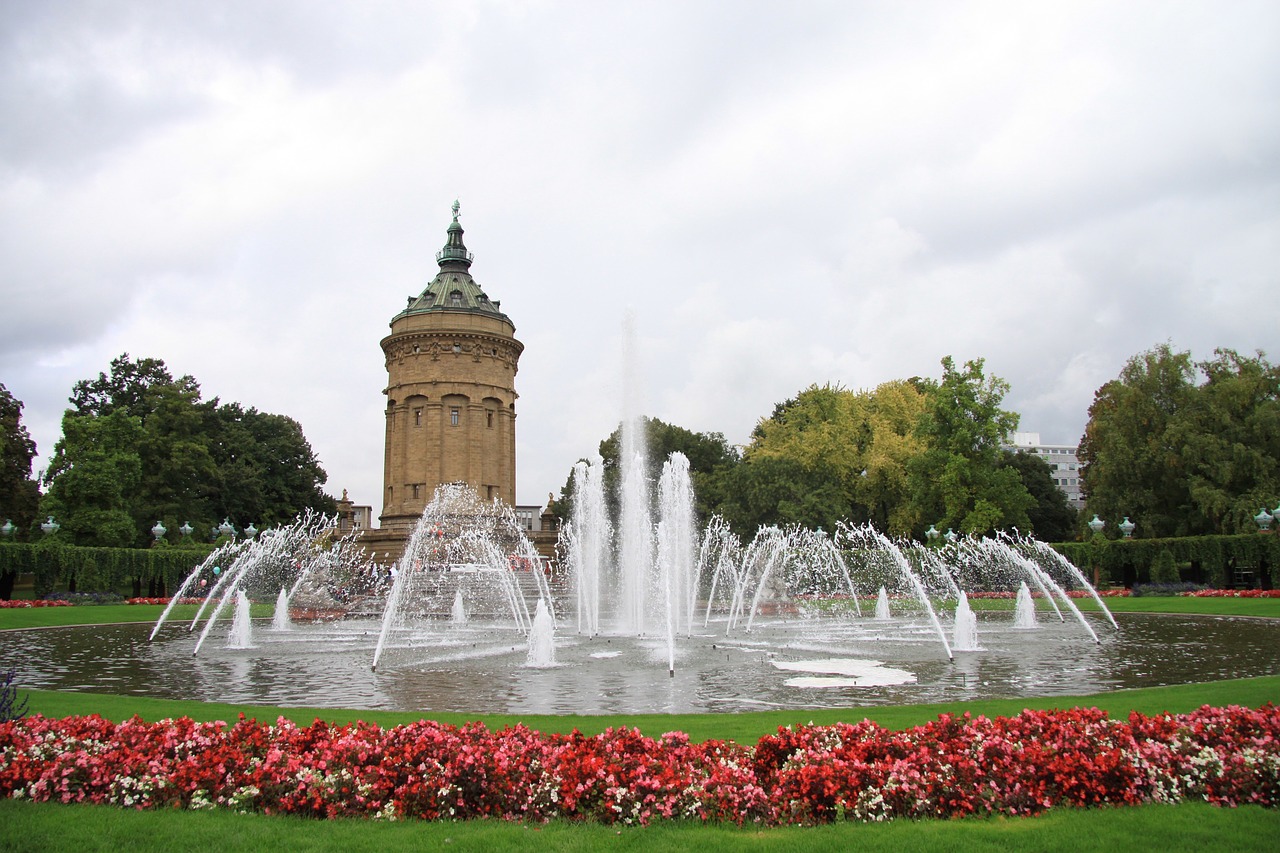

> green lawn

[
  {"left": 19, "top": 674, "right": 1280, "bottom": 744},
  {"left": 3, "top": 595, "right": 1276, "bottom": 632},
  {"left": 1073, "top": 595, "right": 1280, "bottom": 617},
  {"left": 1, "top": 799, "right": 1276, "bottom": 852},
  {"left": 0, "top": 602, "right": 271, "bottom": 630},
  {"left": 2, "top": 597, "right": 1278, "bottom": 850}
]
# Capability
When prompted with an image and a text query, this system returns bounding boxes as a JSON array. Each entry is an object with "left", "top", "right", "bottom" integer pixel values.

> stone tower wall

[{"left": 380, "top": 310, "right": 522, "bottom": 531}]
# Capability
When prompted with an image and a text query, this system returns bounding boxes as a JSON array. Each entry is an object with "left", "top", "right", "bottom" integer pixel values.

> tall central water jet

[
  {"left": 617, "top": 311, "right": 651, "bottom": 634},
  {"left": 567, "top": 456, "right": 609, "bottom": 635}
]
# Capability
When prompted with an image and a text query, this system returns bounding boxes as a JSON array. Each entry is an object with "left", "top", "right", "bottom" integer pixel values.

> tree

[
  {"left": 42, "top": 354, "right": 335, "bottom": 547},
  {"left": 69, "top": 353, "right": 187, "bottom": 421},
  {"left": 998, "top": 450, "right": 1077, "bottom": 542},
  {"left": 736, "top": 381, "right": 927, "bottom": 535},
  {"left": 704, "top": 454, "right": 848, "bottom": 537},
  {"left": 40, "top": 409, "right": 143, "bottom": 548},
  {"left": 0, "top": 384, "right": 40, "bottom": 597},
  {"left": 907, "top": 357, "right": 1032, "bottom": 535},
  {"left": 209, "top": 404, "right": 335, "bottom": 525},
  {"left": 1079, "top": 344, "right": 1196, "bottom": 538},
  {"left": 1078, "top": 344, "right": 1278, "bottom": 538},
  {"left": 556, "top": 417, "right": 739, "bottom": 525},
  {"left": 1176, "top": 349, "right": 1280, "bottom": 533},
  {"left": 0, "top": 384, "right": 38, "bottom": 532}
]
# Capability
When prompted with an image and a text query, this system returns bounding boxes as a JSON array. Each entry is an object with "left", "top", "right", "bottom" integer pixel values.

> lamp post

[{"left": 1118, "top": 516, "right": 1135, "bottom": 538}]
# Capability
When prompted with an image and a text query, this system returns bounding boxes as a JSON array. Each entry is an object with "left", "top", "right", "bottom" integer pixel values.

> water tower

[{"left": 376, "top": 202, "right": 523, "bottom": 533}]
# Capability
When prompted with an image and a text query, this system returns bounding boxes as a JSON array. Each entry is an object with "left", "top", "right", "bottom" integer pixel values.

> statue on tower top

[{"left": 452, "top": 199, "right": 460, "bottom": 221}]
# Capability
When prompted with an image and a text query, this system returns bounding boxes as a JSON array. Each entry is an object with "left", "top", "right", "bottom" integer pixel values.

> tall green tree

[
  {"left": 209, "top": 403, "right": 335, "bottom": 526},
  {"left": 1079, "top": 344, "right": 1197, "bottom": 538},
  {"left": 1081, "top": 345, "right": 1279, "bottom": 537},
  {"left": 732, "top": 381, "right": 926, "bottom": 535},
  {"left": 998, "top": 449, "right": 1078, "bottom": 542},
  {"left": 40, "top": 409, "right": 143, "bottom": 548},
  {"left": 556, "top": 417, "right": 738, "bottom": 525},
  {"left": 703, "top": 454, "right": 848, "bottom": 537},
  {"left": 0, "top": 384, "right": 38, "bottom": 533},
  {"left": 42, "top": 354, "right": 334, "bottom": 546},
  {"left": 69, "top": 353, "right": 193, "bottom": 420},
  {"left": 907, "top": 357, "right": 1032, "bottom": 535},
  {"left": 0, "top": 384, "right": 40, "bottom": 598},
  {"left": 1177, "top": 349, "right": 1280, "bottom": 533}
]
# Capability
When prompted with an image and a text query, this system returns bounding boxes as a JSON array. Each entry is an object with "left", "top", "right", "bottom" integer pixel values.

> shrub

[
  {"left": 1151, "top": 549, "right": 1180, "bottom": 584},
  {"left": 1132, "top": 582, "right": 1206, "bottom": 597}
]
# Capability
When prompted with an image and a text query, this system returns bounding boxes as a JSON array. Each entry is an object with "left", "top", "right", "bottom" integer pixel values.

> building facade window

[
  {"left": 450, "top": 407, "right": 460, "bottom": 426},
  {"left": 413, "top": 408, "right": 422, "bottom": 426}
]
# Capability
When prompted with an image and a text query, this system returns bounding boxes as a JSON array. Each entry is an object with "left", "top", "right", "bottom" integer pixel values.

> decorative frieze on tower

[{"left": 378, "top": 203, "right": 523, "bottom": 531}]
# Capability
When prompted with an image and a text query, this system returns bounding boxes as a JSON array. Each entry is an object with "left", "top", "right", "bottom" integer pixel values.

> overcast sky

[{"left": 2, "top": 0, "right": 1277, "bottom": 516}]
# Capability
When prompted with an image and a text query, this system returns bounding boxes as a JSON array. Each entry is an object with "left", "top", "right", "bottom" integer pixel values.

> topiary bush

[{"left": 1151, "top": 548, "right": 1180, "bottom": 584}]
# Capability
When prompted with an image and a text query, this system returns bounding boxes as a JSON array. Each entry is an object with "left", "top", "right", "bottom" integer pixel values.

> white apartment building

[{"left": 1007, "top": 432, "right": 1085, "bottom": 510}]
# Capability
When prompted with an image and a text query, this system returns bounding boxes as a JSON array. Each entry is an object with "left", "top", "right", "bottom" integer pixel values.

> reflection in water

[{"left": 1, "top": 612, "right": 1277, "bottom": 715}]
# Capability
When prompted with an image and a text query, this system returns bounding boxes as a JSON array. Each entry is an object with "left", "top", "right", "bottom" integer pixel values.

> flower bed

[
  {"left": 965, "top": 589, "right": 1130, "bottom": 599},
  {"left": 1, "top": 705, "right": 1276, "bottom": 824},
  {"left": 124, "top": 597, "right": 205, "bottom": 606},
  {"left": 1180, "top": 589, "right": 1280, "bottom": 598},
  {"left": 0, "top": 600, "right": 71, "bottom": 609}
]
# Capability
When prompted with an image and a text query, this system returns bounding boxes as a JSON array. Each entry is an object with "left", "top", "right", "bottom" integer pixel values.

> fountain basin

[{"left": 3, "top": 611, "right": 1278, "bottom": 715}]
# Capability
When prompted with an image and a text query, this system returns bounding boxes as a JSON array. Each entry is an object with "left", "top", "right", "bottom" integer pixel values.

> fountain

[
  {"left": 371, "top": 483, "right": 551, "bottom": 671},
  {"left": 120, "top": 314, "right": 1145, "bottom": 713},
  {"left": 227, "top": 590, "right": 253, "bottom": 649},
  {"left": 952, "top": 591, "right": 979, "bottom": 651},
  {"left": 149, "top": 510, "right": 375, "bottom": 656},
  {"left": 566, "top": 456, "right": 609, "bottom": 636},
  {"left": 271, "top": 588, "right": 292, "bottom": 631},
  {"left": 527, "top": 598, "right": 556, "bottom": 667},
  {"left": 1014, "top": 581, "right": 1037, "bottom": 629},
  {"left": 875, "top": 587, "right": 891, "bottom": 620}
]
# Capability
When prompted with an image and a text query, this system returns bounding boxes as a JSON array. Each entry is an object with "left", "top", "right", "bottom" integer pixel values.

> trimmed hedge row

[
  {"left": 0, "top": 542, "right": 213, "bottom": 599},
  {"left": 1052, "top": 533, "right": 1279, "bottom": 588},
  {"left": 4, "top": 532, "right": 1275, "bottom": 598}
]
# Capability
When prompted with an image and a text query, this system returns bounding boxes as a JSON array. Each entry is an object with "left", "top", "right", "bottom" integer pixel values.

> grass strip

[
  {"left": 20, "top": 674, "right": 1280, "bottom": 743},
  {"left": 0, "top": 799, "right": 1276, "bottom": 853},
  {"left": 1071, "top": 596, "right": 1280, "bottom": 617},
  {"left": 0, "top": 603, "right": 267, "bottom": 630},
  {"left": 5, "top": 596, "right": 1278, "bottom": 631}
]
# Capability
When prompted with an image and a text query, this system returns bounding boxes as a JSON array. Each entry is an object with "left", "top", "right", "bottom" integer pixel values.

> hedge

[
  {"left": 0, "top": 542, "right": 213, "bottom": 599},
  {"left": 1053, "top": 533, "right": 1279, "bottom": 588}
]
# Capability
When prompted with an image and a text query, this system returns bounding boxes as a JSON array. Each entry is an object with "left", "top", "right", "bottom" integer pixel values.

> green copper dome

[{"left": 394, "top": 202, "right": 514, "bottom": 325}]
